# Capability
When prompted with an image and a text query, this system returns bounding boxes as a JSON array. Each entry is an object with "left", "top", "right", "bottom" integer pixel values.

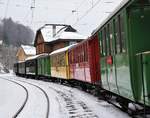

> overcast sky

[{"left": 0, "top": 0, "right": 128, "bottom": 36}]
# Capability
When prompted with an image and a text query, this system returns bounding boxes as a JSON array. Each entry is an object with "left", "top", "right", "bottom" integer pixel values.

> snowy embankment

[{"left": 0, "top": 73, "right": 131, "bottom": 118}]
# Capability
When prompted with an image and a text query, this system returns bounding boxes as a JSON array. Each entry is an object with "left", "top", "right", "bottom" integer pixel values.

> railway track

[
  {"left": 48, "top": 85, "right": 99, "bottom": 118},
  {"left": 14, "top": 77, "right": 99, "bottom": 118},
  {"left": 0, "top": 77, "right": 29, "bottom": 118},
  {"left": 14, "top": 79, "right": 50, "bottom": 118}
]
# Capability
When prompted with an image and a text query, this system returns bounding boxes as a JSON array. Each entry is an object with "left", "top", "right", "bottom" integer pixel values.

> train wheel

[
  {"left": 117, "top": 97, "right": 129, "bottom": 111},
  {"left": 104, "top": 92, "right": 112, "bottom": 100},
  {"left": 81, "top": 83, "right": 87, "bottom": 91}
]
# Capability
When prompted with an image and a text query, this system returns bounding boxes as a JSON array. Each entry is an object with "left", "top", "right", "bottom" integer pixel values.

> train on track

[{"left": 14, "top": 0, "right": 150, "bottom": 116}]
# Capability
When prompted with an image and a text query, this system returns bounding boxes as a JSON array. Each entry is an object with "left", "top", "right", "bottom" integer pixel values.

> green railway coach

[
  {"left": 95, "top": 0, "right": 150, "bottom": 107},
  {"left": 37, "top": 54, "right": 51, "bottom": 78}
]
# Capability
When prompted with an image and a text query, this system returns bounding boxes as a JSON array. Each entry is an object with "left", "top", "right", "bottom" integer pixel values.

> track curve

[
  {"left": 0, "top": 77, "right": 29, "bottom": 118},
  {"left": 14, "top": 79, "right": 50, "bottom": 118}
]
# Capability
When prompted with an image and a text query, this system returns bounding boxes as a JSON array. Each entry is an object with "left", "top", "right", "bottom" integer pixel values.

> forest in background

[
  {"left": 0, "top": 18, "right": 34, "bottom": 47},
  {"left": 0, "top": 18, "right": 35, "bottom": 71}
]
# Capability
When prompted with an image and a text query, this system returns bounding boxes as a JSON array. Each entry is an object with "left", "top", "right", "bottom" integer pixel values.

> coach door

[
  {"left": 99, "top": 22, "right": 119, "bottom": 94},
  {"left": 112, "top": 13, "right": 132, "bottom": 99}
]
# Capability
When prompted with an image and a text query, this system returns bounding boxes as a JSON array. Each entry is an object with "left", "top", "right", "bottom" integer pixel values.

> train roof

[
  {"left": 50, "top": 44, "right": 77, "bottom": 55},
  {"left": 25, "top": 53, "right": 49, "bottom": 61},
  {"left": 18, "top": 61, "right": 25, "bottom": 63},
  {"left": 136, "top": 51, "right": 150, "bottom": 56},
  {"left": 92, "top": 0, "right": 129, "bottom": 35}
]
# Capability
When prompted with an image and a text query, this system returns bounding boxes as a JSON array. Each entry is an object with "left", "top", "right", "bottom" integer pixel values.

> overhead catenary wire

[
  {"left": 73, "top": 0, "right": 102, "bottom": 26},
  {"left": 63, "top": 0, "right": 87, "bottom": 23}
]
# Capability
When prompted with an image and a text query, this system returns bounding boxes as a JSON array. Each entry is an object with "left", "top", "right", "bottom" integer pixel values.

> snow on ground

[
  {"left": 14, "top": 80, "right": 48, "bottom": 118},
  {"left": 36, "top": 81, "right": 130, "bottom": 118},
  {"left": 0, "top": 76, "right": 26, "bottom": 118},
  {"left": 0, "top": 73, "right": 131, "bottom": 118}
]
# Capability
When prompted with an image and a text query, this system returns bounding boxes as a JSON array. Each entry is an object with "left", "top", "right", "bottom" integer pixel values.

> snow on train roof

[
  {"left": 25, "top": 53, "right": 49, "bottom": 61},
  {"left": 92, "top": 0, "right": 129, "bottom": 35},
  {"left": 136, "top": 51, "right": 150, "bottom": 56},
  {"left": 21, "top": 45, "right": 36, "bottom": 55},
  {"left": 50, "top": 44, "right": 77, "bottom": 55},
  {"left": 18, "top": 61, "right": 25, "bottom": 63}
]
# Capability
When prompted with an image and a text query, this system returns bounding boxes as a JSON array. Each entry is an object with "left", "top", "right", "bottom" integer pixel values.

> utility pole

[{"left": 31, "top": 0, "right": 35, "bottom": 26}]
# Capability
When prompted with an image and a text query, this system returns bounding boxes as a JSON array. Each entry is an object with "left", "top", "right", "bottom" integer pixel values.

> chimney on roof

[{"left": 52, "top": 25, "right": 56, "bottom": 37}]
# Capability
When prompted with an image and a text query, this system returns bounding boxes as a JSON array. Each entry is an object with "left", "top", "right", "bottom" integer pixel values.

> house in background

[
  {"left": 34, "top": 24, "right": 87, "bottom": 55},
  {"left": 16, "top": 45, "right": 36, "bottom": 61}
]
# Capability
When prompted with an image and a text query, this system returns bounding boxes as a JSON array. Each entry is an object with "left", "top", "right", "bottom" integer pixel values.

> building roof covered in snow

[
  {"left": 34, "top": 24, "right": 87, "bottom": 55},
  {"left": 34, "top": 25, "right": 87, "bottom": 45},
  {"left": 21, "top": 45, "right": 36, "bottom": 55},
  {"left": 52, "top": 26, "right": 87, "bottom": 42},
  {"left": 16, "top": 45, "right": 36, "bottom": 61}
]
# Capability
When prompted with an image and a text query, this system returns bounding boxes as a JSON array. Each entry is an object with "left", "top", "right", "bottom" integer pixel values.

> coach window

[
  {"left": 120, "top": 13, "right": 126, "bottom": 53},
  {"left": 107, "top": 24, "right": 111, "bottom": 55},
  {"left": 84, "top": 43, "right": 87, "bottom": 62},
  {"left": 74, "top": 49, "right": 76, "bottom": 63},
  {"left": 83, "top": 44, "right": 85, "bottom": 62},
  {"left": 73, "top": 50, "right": 75, "bottom": 63},
  {"left": 118, "top": 15, "right": 123, "bottom": 53},
  {"left": 104, "top": 28, "right": 107, "bottom": 56},
  {"left": 80, "top": 46, "right": 81, "bottom": 62},
  {"left": 78, "top": 47, "right": 80, "bottom": 63},
  {"left": 81, "top": 46, "right": 83, "bottom": 62},
  {"left": 73, "top": 50, "right": 76, "bottom": 63},
  {"left": 100, "top": 31, "right": 104, "bottom": 56},
  {"left": 102, "top": 30, "right": 105, "bottom": 56},
  {"left": 75, "top": 49, "right": 77, "bottom": 63},
  {"left": 59, "top": 54, "right": 62, "bottom": 66},
  {"left": 72, "top": 50, "right": 74, "bottom": 63},
  {"left": 82, "top": 45, "right": 84, "bottom": 62},
  {"left": 98, "top": 31, "right": 102, "bottom": 56},
  {"left": 69, "top": 52, "right": 71, "bottom": 64},
  {"left": 82, "top": 46, "right": 84, "bottom": 62},
  {"left": 79, "top": 46, "right": 81, "bottom": 63},
  {"left": 71, "top": 51, "right": 73, "bottom": 64},
  {"left": 114, "top": 18, "right": 120, "bottom": 54},
  {"left": 81, "top": 46, "right": 84, "bottom": 62},
  {"left": 62, "top": 54, "right": 65, "bottom": 66},
  {"left": 76, "top": 49, "right": 77, "bottom": 63},
  {"left": 109, "top": 22, "right": 113, "bottom": 55}
]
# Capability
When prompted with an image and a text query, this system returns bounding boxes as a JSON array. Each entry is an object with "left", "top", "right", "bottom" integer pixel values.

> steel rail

[
  {"left": 15, "top": 79, "right": 50, "bottom": 118},
  {"left": 0, "top": 77, "right": 29, "bottom": 118}
]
